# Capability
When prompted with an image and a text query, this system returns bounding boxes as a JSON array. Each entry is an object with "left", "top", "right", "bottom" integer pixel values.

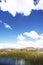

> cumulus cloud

[
  {"left": 17, "top": 34, "right": 25, "bottom": 41},
  {"left": 3, "top": 23, "right": 12, "bottom": 30},
  {"left": 15, "top": 30, "right": 43, "bottom": 48},
  {"left": 0, "top": 0, "right": 35, "bottom": 16},
  {"left": 0, "top": 31, "right": 43, "bottom": 49},
  {"left": 0, "top": 0, "right": 43, "bottom": 16},
  {"left": 24, "top": 31, "right": 39, "bottom": 39},
  {"left": 36, "top": 0, "right": 43, "bottom": 10},
  {"left": 39, "top": 34, "right": 43, "bottom": 39},
  {"left": 35, "top": 39, "right": 43, "bottom": 48}
]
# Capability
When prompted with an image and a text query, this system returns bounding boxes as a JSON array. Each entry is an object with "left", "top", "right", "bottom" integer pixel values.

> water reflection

[
  {"left": 0, "top": 58, "right": 43, "bottom": 65},
  {"left": 15, "top": 59, "right": 25, "bottom": 65},
  {"left": 0, "top": 58, "right": 25, "bottom": 65}
]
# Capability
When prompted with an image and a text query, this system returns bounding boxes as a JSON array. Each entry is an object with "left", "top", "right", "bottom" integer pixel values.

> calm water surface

[{"left": 0, "top": 58, "right": 43, "bottom": 65}]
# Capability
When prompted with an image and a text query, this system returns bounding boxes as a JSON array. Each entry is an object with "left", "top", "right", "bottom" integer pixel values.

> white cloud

[
  {"left": 35, "top": 39, "right": 43, "bottom": 48},
  {"left": 16, "top": 40, "right": 34, "bottom": 49},
  {"left": 0, "top": 41, "right": 34, "bottom": 49},
  {"left": 0, "top": 0, "right": 35, "bottom": 16},
  {"left": 39, "top": 34, "right": 43, "bottom": 39},
  {"left": 14, "top": 31, "right": 43, "bottom": 49},
  {"left": 0, "top": 0, "right": 43, "bottom": 16},
  {"left": 17, "top": 34, "right": 25, "bottom": 41},
  {"left": 24, "top": 31, "right": 39, "bottom": 39},
  {"left": 0, "top": 43, "right": 16, "bottom": 49},
  {"left": 0, "top": 31, "right": 43, "bottom": 49},
  {"left": 36, "top": 0, "right": 43, "bottom": 10},
  {"left": 0, "top": 20, "right": 12, "bottom": 30},
  {"left": 3, "top": 23, "right": 12, "bottom": 30}
]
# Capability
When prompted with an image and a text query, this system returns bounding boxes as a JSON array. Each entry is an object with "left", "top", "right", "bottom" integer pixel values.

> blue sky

[
  {"left": 0, "top": 0, "right": 43, "bottom": 49},
  {"left": 0, "top": 10, "right": 43, "bottom": 43}
]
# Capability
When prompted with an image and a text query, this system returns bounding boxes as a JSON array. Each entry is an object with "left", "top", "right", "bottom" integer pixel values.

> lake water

[{"left": 0, "top": 58, "right": 43, "bottom": 65}]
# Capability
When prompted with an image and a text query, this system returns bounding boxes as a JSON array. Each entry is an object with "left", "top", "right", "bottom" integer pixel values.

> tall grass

[{"left": 0, "top": 50, "right": 43, "bottom": 63}]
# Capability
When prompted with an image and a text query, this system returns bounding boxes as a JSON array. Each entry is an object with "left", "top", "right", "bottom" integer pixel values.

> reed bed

[{"left": 0, "top": 50, "right": 43, "bottom": 64}]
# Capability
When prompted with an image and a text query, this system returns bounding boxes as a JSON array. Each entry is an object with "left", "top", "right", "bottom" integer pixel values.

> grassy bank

[{"left": 0, "top": 49, "right": 43, "bottom": 63}]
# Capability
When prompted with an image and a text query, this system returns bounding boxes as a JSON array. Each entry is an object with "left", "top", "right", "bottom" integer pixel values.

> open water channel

[{"left": 0, "top": 58, "right": 43, "bottom": 65}]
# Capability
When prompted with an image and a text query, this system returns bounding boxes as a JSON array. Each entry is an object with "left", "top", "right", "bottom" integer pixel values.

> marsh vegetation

[{"left": 0, "top": 49, "right": 43, "bottom": 64}]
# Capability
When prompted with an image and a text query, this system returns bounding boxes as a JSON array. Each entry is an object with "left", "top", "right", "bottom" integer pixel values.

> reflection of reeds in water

[
  {"left": 0, "top": 50, "right": 43, "bottom": 64},
  {"left": 15, "top": 59, "right": 25, "bottom": 65}
]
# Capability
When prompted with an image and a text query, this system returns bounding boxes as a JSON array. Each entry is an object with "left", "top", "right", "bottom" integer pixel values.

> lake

[{"left": 0, "top": 58, "right": 43, "bottom": 65}]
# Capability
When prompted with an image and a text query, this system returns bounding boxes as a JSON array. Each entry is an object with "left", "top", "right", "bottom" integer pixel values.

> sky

[{"left": 0, "top": 0, "right": 43, "bottom": 49}]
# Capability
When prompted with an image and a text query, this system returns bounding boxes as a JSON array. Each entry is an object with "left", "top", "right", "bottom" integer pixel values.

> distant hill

[
  {"left": 22, "top": 47, "right": 43, "bottom": 51},
  {"left": 21, "top": 47, "right": 36, "bottom": 50},
  {"left": 0, "top": 47, "right": 43, "bottom": 51}
]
